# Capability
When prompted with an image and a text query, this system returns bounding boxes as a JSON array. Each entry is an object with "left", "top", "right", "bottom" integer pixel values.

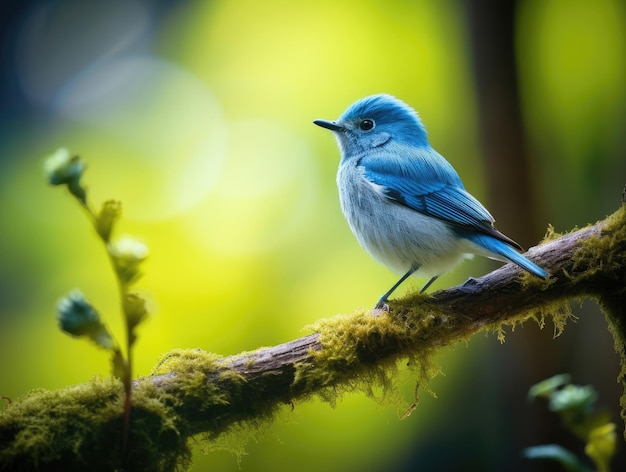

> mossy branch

[{"left": 1, "top": 205, "right": 625, "bottom": 472}]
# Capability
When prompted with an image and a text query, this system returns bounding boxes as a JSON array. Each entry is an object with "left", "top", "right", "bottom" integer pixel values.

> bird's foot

[
  {"left": 462, "top": 276, "right": 479, "bottom": 286},
  {"left": 461, "top": 277, "right": 482, "bottom": 294},
  {"left": 372, "top": 299, "right": 390, "bottom": 315}
]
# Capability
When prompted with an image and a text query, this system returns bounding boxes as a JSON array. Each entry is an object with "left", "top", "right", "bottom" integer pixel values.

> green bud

[
  {"left": 124, "top": 293, "right": 150, "bottom": 343},
  {"left": 57, "top": 290, "right": 115, "bottom": 350},
  {"left": 96, "top": 200, "right": 122, "bottom": 241},
  {"left": 44, "top": 148, "right": 84, "bottom": 185},
  {"left": 44, "top": 148, "right": 87, "bottom": 204},
  {"left": 108, "top": 237, "right": 149, "bottom": 285}
]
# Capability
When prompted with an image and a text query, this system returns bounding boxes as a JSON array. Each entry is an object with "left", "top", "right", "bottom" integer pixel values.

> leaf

[
  {"left": 585, "top": 423, "right": 617, "bottom": 472},
  {"left": 111, "top": 348, "right": 127, "bottom": 380},
  {"left": 528, "top": 373, "right": 572, "bottom": 401},
  {"left": 549, "top": 385, "right": 598, "bottom": 413},
  {"left": 523, "top": 444, "right": 592, "bottom": 472}
]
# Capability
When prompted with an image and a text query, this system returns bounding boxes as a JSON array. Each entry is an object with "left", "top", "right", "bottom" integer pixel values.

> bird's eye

[{"left": 359, "top": 119, "right": 375, "bottom": 131}]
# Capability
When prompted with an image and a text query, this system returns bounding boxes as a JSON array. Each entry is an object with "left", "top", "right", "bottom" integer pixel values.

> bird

[{"left": 313, "top": 93, "right": 548, "bottom": 310}]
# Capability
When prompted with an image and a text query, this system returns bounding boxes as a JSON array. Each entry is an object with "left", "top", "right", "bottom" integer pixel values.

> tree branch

[{"left": 1, "top": 206, "right": 625, "bottom": 472}]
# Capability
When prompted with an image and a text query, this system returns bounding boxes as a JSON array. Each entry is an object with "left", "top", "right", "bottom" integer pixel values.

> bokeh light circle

[
  {"left": 185, "top": 119, "right": 318, "bottom": 255},
  {"left": 53, "top": 55, "right": 228, "bottom": 221}
]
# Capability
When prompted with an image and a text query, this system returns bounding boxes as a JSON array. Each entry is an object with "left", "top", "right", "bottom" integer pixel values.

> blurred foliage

[
  {"left": 0, "top": 0, "right": 625, "bottom": 470},
  {"left": 525, "top": 374, "right": 617, "bottom": 471}
]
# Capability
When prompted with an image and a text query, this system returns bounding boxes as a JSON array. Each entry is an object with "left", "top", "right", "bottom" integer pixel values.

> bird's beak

[{"left": 313, "top": 119, "right": 344, "bottom": 132}]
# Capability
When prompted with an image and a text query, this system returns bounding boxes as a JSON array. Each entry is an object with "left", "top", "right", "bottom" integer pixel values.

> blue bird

[{"left": 314, "top": 93, "right": 548, "bottom": 309}]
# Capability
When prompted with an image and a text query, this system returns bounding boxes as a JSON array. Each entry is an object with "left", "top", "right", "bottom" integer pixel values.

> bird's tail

[{"left": 465, "top": 233, "right": 549, "bottom": 279}]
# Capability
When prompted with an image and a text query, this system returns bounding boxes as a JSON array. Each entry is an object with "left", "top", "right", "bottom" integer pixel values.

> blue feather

[
  {"left": 360, "top": 148, "right": 521, "bottom": 248},
  {"left": 461, "top": 232, "right": 549, "bottom": 279}
]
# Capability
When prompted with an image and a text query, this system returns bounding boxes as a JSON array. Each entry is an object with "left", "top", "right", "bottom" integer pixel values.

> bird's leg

[
  {"left": 419, "top": 275, "right": 439, "bottom": 294},
  {"left": 375, "top": 267, "right": 417, "bottom": 310}
]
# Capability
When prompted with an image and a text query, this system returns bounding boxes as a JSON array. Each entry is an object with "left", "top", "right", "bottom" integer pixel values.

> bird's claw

[{"left": 372, "top": 300, "right": 390, "bottom": 315}]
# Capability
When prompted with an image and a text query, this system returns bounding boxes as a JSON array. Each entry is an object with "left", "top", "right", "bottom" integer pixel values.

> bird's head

[{"left": 314, "top": 94, "right": 429, "bottom": 159}]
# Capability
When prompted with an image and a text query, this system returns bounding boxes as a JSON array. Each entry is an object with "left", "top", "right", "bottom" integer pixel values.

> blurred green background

[{"left": 1, "top": 0, "right": 625, "bottom": 470}]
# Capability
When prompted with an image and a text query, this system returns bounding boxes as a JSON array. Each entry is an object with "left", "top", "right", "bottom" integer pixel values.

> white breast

[{"left": 337, "top": 162, "right": 474, "bottom": 278}]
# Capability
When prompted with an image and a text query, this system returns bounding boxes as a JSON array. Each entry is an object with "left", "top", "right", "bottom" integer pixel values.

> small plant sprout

[
  {"left": 524, "top": 374, "right": 617, "bottom": 472},
  {"left": 45, "top": 148, "right": 151, "bottom": 452}
]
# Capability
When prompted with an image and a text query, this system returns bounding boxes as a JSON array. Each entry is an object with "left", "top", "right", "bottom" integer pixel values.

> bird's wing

[{"left": 358, "top": 149, "right": 522, "bottom": 249}]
